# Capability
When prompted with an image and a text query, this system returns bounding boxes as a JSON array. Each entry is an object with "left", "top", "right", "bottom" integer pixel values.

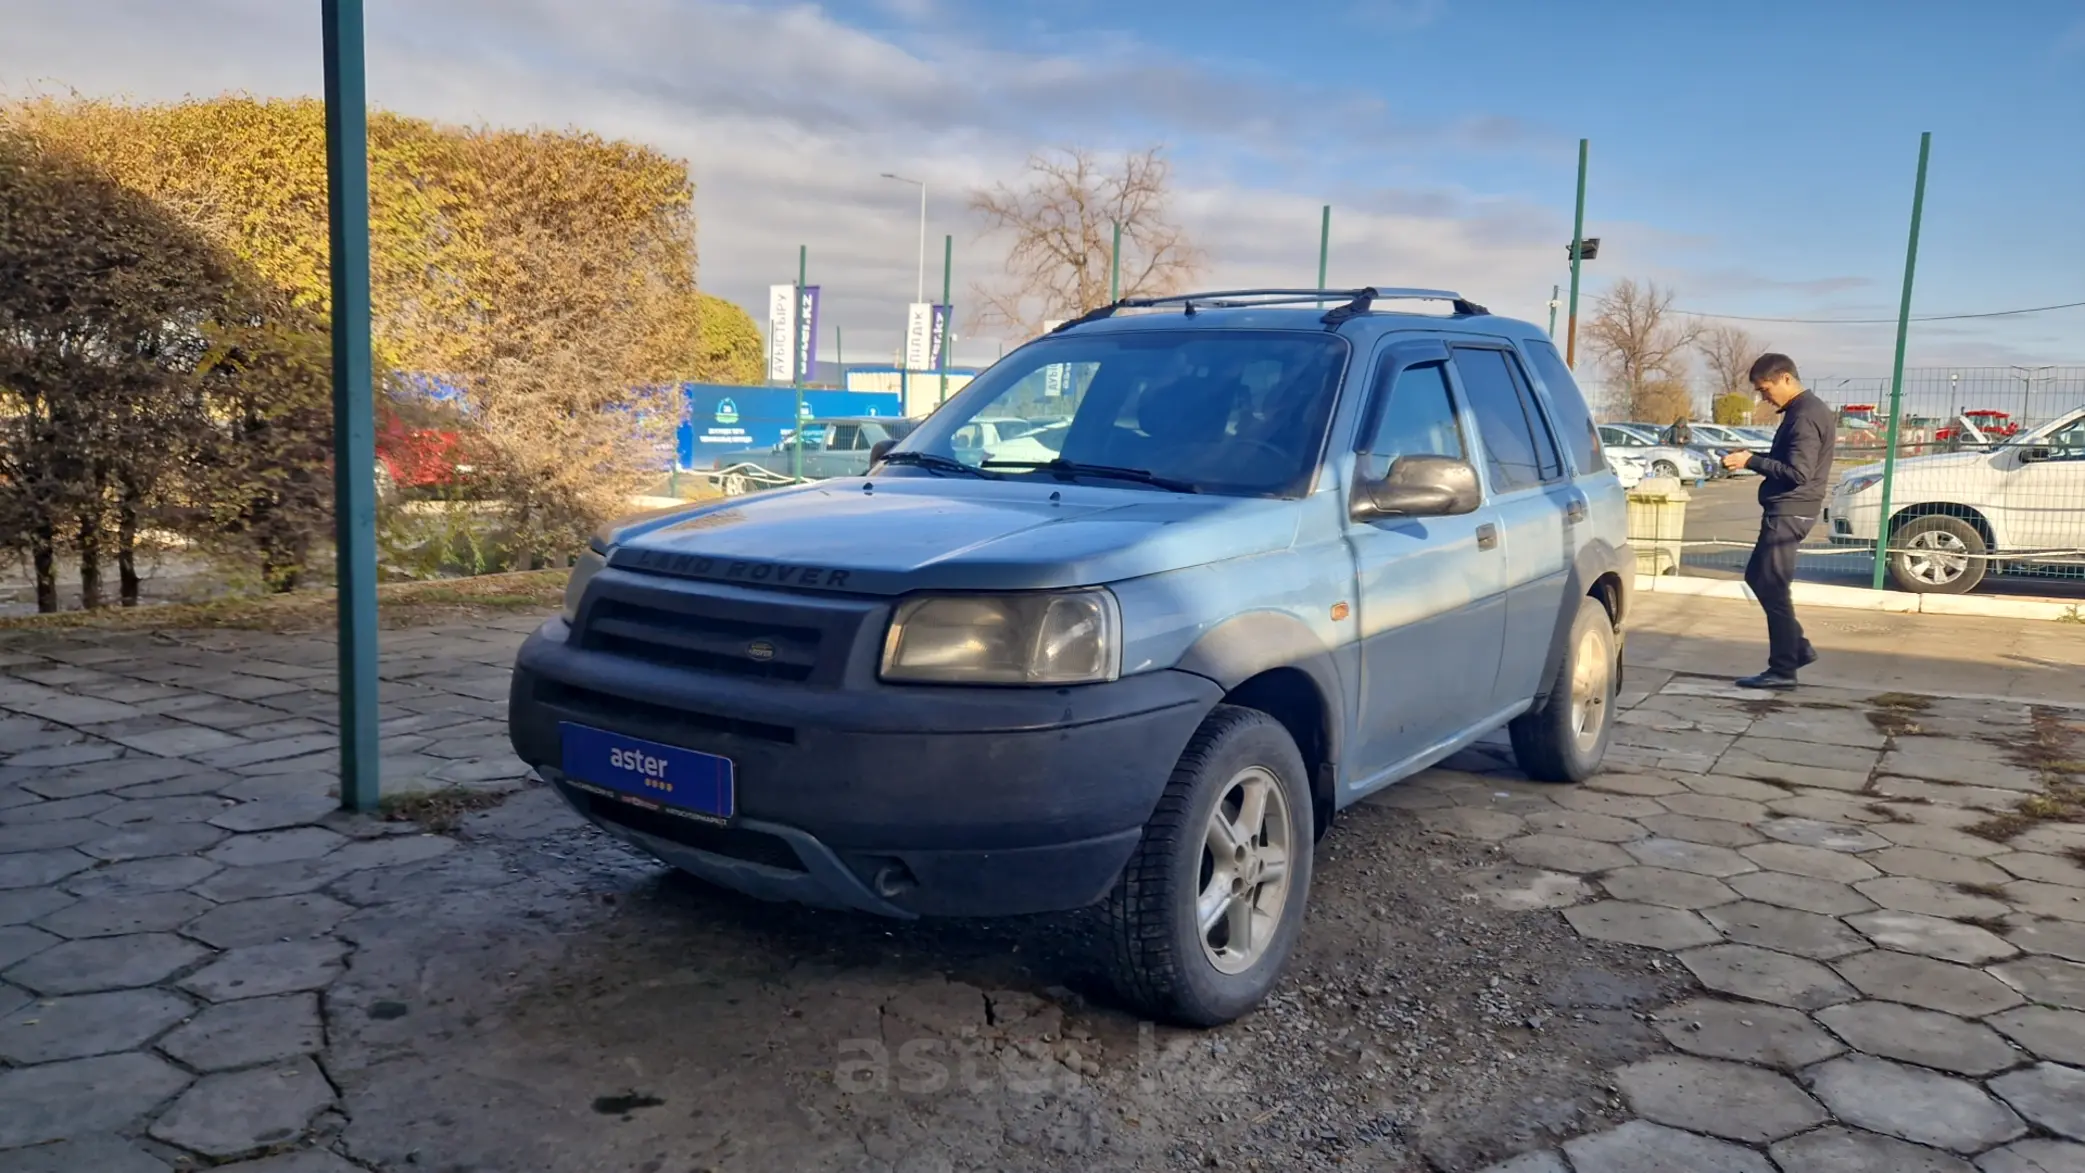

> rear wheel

[
  {"left": 1105, "top": 706, "right": 1313, "bottom": 1027},
  {"left": 1509, "top": 595, "right": 1618, "bottom": 784},
  {"left": 1651, "top": 459, "right": 1680, "bottom": 479},
  {"left": 1887, "top": 514, "right": 1987, "bottom": 594}
]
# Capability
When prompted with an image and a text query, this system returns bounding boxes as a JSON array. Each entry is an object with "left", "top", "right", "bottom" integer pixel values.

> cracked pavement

[{"left": 2, "top": 595, "right": 2085, "bottom": 1171}]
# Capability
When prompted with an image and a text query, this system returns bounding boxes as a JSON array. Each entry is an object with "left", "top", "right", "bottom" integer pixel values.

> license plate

[{"left": 559, "top": 724, "right": 734, "bottom": 821}]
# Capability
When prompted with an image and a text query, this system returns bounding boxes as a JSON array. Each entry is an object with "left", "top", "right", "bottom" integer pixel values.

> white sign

[
  {"left": 904, "top": 302, "right": 934, "bottom": 371},
  {"left": 767, "top": 284, "right": 796, "bottom": 382}
]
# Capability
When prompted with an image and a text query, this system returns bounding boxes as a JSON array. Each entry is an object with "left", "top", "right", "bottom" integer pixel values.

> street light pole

[{"left": 881, "top": 172, "right": 926, "bottom": 305}]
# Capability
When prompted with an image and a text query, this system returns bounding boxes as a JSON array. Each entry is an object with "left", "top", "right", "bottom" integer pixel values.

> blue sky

[{"left": 6, "top": 0, "right": 2083, "bottom": 379}]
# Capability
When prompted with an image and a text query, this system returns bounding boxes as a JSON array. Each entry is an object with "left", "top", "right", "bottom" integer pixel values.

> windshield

[
  {"left": 2006, "top": 409, "right": 2085, "bottom": 448},
  {"left": 891, "top": 329, "right": 1350, "bottom": 497}
]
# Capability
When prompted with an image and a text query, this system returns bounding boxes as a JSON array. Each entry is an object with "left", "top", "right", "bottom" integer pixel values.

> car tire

[
  {"left": 1651, "top": 459, "right": 1679, "bottom": 479},
  {"left": 1104, "top": 705, "right": 1314, "bottom": 1028},
  {"left": 1508, "top": 595, "right": 1619, "bottom": 784},
  {"left": 1887, "top": 514, "right": 1988, "bottom": 595}
]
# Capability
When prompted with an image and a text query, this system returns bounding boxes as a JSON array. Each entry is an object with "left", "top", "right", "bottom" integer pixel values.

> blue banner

[{"left": 675, "top": 384, "right": 902, "bottom": 470}]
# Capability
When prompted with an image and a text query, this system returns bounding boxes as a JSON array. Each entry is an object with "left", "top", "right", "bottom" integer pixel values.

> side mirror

[
  {"left": 869, "top": 438, "right": 898, "bottom": 467},
  {"left": 1351, "top": 454, "right": 1482, "bottom": 520},
  {"left": 2020, "top": 446, "right": 2054, "bottom": 464}
]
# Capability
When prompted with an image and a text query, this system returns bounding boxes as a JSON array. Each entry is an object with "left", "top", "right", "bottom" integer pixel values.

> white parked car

[
  {"left": 1828, "top": 405, "right": 2085, "bottom": 594},
  {"left": 1606, "top": 450, "right": 1648, "bottom": 489},
  {"left": 1597, "top": 425, "right": 1713, "bottom": 484}
]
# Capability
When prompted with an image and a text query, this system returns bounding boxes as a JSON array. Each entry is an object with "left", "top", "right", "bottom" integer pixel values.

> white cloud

[{"left": 4, "top": 0, "right": 2073, "bottom": 377}]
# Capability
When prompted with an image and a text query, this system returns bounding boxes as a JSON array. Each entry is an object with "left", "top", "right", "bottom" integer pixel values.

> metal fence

[{"left": 1640, "top": 367, "right": 2085, "bottom": 597}]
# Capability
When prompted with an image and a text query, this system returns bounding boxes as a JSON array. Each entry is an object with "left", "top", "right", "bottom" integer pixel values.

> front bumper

[{"left": 510, "top": 619, "right": 1222, "bottom": 918}]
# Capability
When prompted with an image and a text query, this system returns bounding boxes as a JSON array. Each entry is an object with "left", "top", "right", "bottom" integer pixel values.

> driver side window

[{"left": 1359, "top": 361, "right": 1466, "bottom": 480}]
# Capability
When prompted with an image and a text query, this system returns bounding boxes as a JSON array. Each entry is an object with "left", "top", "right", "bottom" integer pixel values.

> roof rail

[{"left": 1048, "top": 287, "right": 1489, "bottom": 332}]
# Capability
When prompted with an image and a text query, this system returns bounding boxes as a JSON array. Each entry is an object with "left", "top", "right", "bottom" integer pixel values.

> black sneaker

[{"left": 1736, "top": 671, "right": 1799, "bottom": 691}]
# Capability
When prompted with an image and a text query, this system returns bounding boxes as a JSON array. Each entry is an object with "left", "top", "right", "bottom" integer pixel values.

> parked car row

[{"left": 1596, "top": 424, "right": 1715, "bottom": 484}]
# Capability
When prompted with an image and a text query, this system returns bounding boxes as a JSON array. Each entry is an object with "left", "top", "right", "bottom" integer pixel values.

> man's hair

[{"left": 1749, "top": 353, "right": 1800, "bottom": 384}]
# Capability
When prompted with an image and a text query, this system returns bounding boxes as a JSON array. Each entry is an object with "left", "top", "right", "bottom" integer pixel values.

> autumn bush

[{"left": 1, "top": 94, "right": 760, "bottom": 611}]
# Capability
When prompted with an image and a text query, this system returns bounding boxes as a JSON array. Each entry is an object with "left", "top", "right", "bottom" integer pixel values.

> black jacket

[{"left": 1751, "top": 391, "right": 1836, "bottom": 516}]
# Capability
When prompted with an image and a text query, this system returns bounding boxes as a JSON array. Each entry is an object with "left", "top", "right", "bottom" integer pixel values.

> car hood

[
  {"left": 603, "top": 478, "right": 1302, "bottom": 595},
  {"left": 1837, "top": 450, "right": 1994, "bottom": 487}
]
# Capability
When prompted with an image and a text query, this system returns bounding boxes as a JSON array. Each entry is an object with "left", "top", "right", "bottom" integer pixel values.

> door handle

[
  {"left": 1565, "top": 498, "right": 1588, "bottom": 523},
  {"left": 1476, "top": 523, "right": 1498, "bottom": 551}
]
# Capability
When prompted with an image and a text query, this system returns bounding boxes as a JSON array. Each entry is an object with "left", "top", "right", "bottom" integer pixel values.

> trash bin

[{"left": 1628, "top": 477, "right": 1690, "bottom": 576}]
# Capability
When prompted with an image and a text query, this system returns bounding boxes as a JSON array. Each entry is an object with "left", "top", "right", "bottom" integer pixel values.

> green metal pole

[
  {"left": 1317, "top": 204, "right": 1331, "bottom": 296},
  {"left": 1870, "top": 132, "right": 1932, "bottom": 591},
  {"left": 939, "top": 233, "right": 953, "bottom": 405},
  {"left": 321, "top": 0, "right": 379, "bottom": 813},
  {"left": 792, "top": 245, "right": 805, "bottom": 481},
  {"left": 1109, "top": 220, "right": 1121, "bottom": 303},
  {"left": 1548, "top": 283, "right": 1560, "bottom": 338},
  {"left": 1566, "top": 138, "right": 1588, "bottom": 368}
]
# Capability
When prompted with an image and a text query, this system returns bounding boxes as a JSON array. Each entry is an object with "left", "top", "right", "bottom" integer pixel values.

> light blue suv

[{"left": 508, "top": 287, "right": 1631, "bottom": 1026}]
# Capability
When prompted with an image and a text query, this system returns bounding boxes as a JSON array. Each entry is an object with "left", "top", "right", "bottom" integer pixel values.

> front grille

[
  {"left": 584, "top": 598, "right": 820, "bottom": 682},
  {"left": 535, "top": 679, "right": 795, "bottom": 744},
  {"left": 574, "top": 787, "right": 806, "bottom": 872}
]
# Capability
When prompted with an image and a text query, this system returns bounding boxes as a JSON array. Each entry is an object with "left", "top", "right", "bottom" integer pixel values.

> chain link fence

[{"left": 1636, "top": 367, "right": 2085, "bottom": 597}]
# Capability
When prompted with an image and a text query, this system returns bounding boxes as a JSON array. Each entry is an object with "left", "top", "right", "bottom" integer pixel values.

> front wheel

[
  {"left": 1887, "top": 514, "right": 1987, "bottom": 594},
  {"left": 1509, "top": 595, "right": 1619, "bottom": 783},
  {"left": 1651, "top": 459, "right": 1680, "bottom": 479},
  {"left": 1105, "top": 706, "right": 1314, "bottom": 1027}
]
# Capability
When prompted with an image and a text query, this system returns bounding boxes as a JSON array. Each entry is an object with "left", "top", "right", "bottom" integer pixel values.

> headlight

[
  {"left": 562, "top": 548, "right": 608, "bottom": 624},
  {"left": 881, "top": 590, "right": 1121, "bottom": 685},
  {"left": 1839, "top": 473, "right": 1883, "bottom": 497}
]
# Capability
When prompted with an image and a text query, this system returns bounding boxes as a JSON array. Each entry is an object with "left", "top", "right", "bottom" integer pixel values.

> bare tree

[
  {"left": 1582, "top": 278, "right": 1701, "bottom": 423},
  {"left": 1697, "top": 322, "right": 1767, "bottom": 400},
  {"left": 969, "top": 147, "right": 1202, "bottom": 338}
]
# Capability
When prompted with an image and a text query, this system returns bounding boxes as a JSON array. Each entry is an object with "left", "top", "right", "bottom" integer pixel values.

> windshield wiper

[
  {"left": 877, "top": 451, "right": 997, "bottom": 478},
  {"left": 980, "top": 458, "right": 1200, "bottom": 493}
]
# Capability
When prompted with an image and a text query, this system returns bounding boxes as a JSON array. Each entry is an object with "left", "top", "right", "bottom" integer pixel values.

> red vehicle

[
  {"left": 375, "top": 397, "right": 478, "bottom": 497},
  {"left": 1934, "top": 410, "right": 2022, "bottom": 443}
]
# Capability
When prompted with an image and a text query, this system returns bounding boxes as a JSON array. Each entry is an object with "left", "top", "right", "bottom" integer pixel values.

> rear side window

[
  {"left": 1451, "top": 347, "right": 1550, "bottom": 493},
  {"left": 1522, "top": 339, "right": 1604, "bottom": 474}
]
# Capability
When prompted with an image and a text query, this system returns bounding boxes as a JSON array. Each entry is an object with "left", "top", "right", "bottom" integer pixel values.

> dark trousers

[{"left": 1744, "top": 513, "right": 1815, "bottom": 675}]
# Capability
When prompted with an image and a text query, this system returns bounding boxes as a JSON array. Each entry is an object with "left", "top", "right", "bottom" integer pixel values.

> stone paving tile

[
  {"left": 1727, "top": 735, "right": 1882, "bottom": 775},
  {"left": 0, "top": 1133, "right": 178, "bottom": 1173},
  {"left": 1636, "top": 813, "right": 1763, "bottom": 848},
  {"left": 1702, "top": 900, "right": 1870, "bottom": 960},
  {"left": 0, "top": 886, "right": 75, "bottom": 927},
  {"left": 186, "top": 894, "right": 352, "bottom": 949},
  {"left": 1989, "top": 1006, "right": 2085, "bottom": 1067},
  {"left": 1742, "top": 841, "right": 1884, "bottom": 884},
  {"left": 0, "top": 793, "right": 120, "bottom": 825},
  {"left": 148, "top": 1056, "right": 336, "bottom": 1159},
  {"left": 0, "top": 848, "right": 94, "bottom": 890},
  {"left": 113, "top": 771, "right": 240, "bottom": 800},
  {"left": 1813, "top": 1000, "right": 2026, "bottom": 1077},
  {"left": 205, "top": 827, "right": 348, "bottom": 868},
  {"left": 1475, "top": 1152, "right": 1568, "bottom": 1173},
  {"left": 1769, "top": 791, "right": 1896, "bottom": 823},
  {"left": 1656, "top": 792, "right": 1772, "bottom": 824},
  {"left": 79, "top": 822, "right": 228, "bottom": 863},
  {"left": 0, "top": 924, "right": 59, "bottom": 969},
  {"left": 1597, "top": 866, "right": 1739, "bottom": 910},
  {"left": 2007, "top": 921, "right": 2085, "bottom": 964},
  {"left": 0, "top": 987, "right": 194, "bottom": 1064},
  {"left": 190, "top": 856, "right": 363, "bottom": 903},
  {"left": 1834, "top": 951, "right": 2025, "bottom": 1017},
  {"left": 1807, "top": 1054, "right": 2026, "bottom": 1153},
  {"left": 1992, "top": 852, "right": 2085, "bottom": 887},
  {"left": 0, "top": 1051, "right": 193, "bottom": 1148},
  {"left": 60, "top": 855, "right": 222, "bottom": 899},
  {"left": 1871, "top": 776, "right": 2027, "bottom": 813},
  {"left": 1503, "top": 833, "right": 1633, "bottom": 874},
  {"left": 32, "top": 891, "right": 215, "bottom": 940},
  {"left": 1990, "top": 956, "right": 2085, "bottom": 1011},
  {"left": 4, "top": 932, "right": 211, "bottom": 996},
  {"left": 1759, "top": 817, "right": 1890, "bottom": 853},
  {"left": 1988, "top": 1063, "right": 2085, "bottom": 1143},
  {"left": 1882, "top": 740, "right": 2041, "bottom": 792},
  {"left": 90, "top": 795, "right": 236, "bottom": 826},
  {"left": 2008, "top": 881, "right": 2085, "bottom": 923},
  {"left": 1868, "top": 846, "right": 2016, "bottom": 887},
  {"left": 0, "top": 817, "right": 108, "bottom": 853},
  {"left": 159, "top": 993, "right": 323, "bottom": 1071},
  {"left": 180, "top": 939, "right": 347, "bottom": 1002},
  {"left": 1415, "top": 807, "right": 1527, "bottom": 841},
  {"left": 1615, "top": 1053, "right": 1825, "bottom": 1142},
  {"left": 1974, "top": 1139, "right": 2085, "bottom": 1172},
  {"left": 1459, "top": 864, "right": 1592, "bottom": 911},
  {"left": 208, "top": 794, "right": 341, "bottom": 834},
  {"left": 1652, "top": 997, "right": 1846, "bottom": 1069},
  {"left": 1560, "top": 1120, "right": 1774, "bottom": 1173},
  {"left": 1718, "top": 753, "right": 1873, "bottom": 792},
  {"left": 1727, "top": 870, "right": 1877, "bottom": 916},
  {"left": 2012, "top": 825, "right": 2085, "bottom": 857},
  {"left": 1679, "top": 774, "right": 1792, "bottom": 802},
  {"left": 1583, "top": 772, "right": 1686, "bottom": 797},
  {"left": 1622, "top": 837, "right": 1757, "bottom": 877},
  {"left": 1553, "top": 789, "right": 1666, "bottom": 819},
  {"left": 1682, "top": 943, "right": 1856, "bottom": 1009},
  {"left": 1847, "top": 911, "right": 2018, "bottom": 965},
  {"left": 1750, "top": 707, "right": 1891, "bottom": 749},
  {"left": 1565, "top": 901, "right": 1722, "bottom": 950},
  {"left": 1768, "top": 1125, "right": 1978, "bottom": 1173},
  {"left": 1855, "top": 876, "right": 2012, "bottom": 921},
  {"left": 1875, "top": 821, "right": 2014, "bottom": 858}
]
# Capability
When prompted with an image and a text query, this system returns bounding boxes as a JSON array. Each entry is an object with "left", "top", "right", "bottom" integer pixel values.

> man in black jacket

[{"left": 1722, "top": 353, "right": 1835, "bottom": 689}]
